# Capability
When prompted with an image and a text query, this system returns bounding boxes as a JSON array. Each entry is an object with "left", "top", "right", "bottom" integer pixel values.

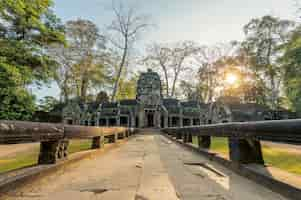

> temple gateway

[
  {"left": 63, "top": 69, "right": 208, "bottom": 128},
  {"left": 62, "top": 69, "right": 296, "bottom": 128}
]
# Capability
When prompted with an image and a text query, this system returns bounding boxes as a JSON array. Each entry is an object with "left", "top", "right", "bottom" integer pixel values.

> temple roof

[
  {"left": 87, "top": 102, "right": 99, "bottom": 112},
  {"left": 101, "top": 102, "right": 118, "bottom": 108},
  {"left": 228, "top": 103, "right": 270, "bottom": 112},
  {"left": 120, "top": 99, "right": 138, "bottom": 106},
  {"left": 163, "top": 98, "right": 180, "bottom": 106},
  {"left": 180, "top": 101, "right": 199, "bottom": 107}
]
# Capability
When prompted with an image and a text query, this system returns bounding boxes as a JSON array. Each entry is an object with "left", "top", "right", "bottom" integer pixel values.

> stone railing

[
  {"left": 161, "top": 119, "right": 301, "bottom": 164},
  {"left": 0, "top": 120, "right": 136, "bottom": 164}
]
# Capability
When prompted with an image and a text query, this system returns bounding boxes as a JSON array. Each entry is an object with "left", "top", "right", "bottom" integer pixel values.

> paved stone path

[{"left": 2, "top": 131, "right": 288, "bottom": 200}]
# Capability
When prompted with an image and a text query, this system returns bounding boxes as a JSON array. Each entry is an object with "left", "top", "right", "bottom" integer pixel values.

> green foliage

[
  {"left": 0, "top": 0, "right": 65, "bottom": 45},
  {"left": 0, "top": 87, "right": 36, "bottom": 120},
  {"left": 116, "top": 75, "right": 138, "bottom": 100},
  {"left": 38, "top": 96, "right": 59, "bottom": 112},
  {"left": 96, "top": 91, "right": 109, "bottom": 104},
  {"left": 49, "top": 19, "right": 109, "bottom": 102},
  {"left": 0, "top": 60, "right": 36, "bottom": 120},
  {"left": 0, "top": 0, "right": 64, "bottom": 120},
  {"left": 281, "top": 26, "right": 301, "bottom": 113},
  {"left": 242, "top": 15, "right": 295, "bottom": 108}
]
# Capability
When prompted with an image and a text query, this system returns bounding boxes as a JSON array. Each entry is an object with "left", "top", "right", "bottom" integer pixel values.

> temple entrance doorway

[{"left": 145, "top": 110, "right": 155, "bottom": 127}]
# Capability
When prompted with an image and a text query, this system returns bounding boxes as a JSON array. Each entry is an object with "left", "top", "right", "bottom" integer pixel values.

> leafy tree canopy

[
  {"left": 281, "top": 26, "right": 301, "bottom": 113},
  {"left": 0, "top": 0, "right": 65, "bottom": 120}
]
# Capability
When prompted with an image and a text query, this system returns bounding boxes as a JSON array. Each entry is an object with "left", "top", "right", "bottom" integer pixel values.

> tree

[
  {"left": 48, "top": 43, "right": 74, "bottom": 102},
  {"left": 179, "top": 80, "right": 203, "bottom": 101},
  {"left": 242, "top": 15, "right": 295, "bottom": 109},
  {"left": 0, "top": 62, "right": 36, "bottom": 120},
  {"left": 144, "top": 41, "right": 198, "bottom": 97},
  {"left": 193, "top": 44, "right": 235, "bottom": 103},
  {"left": 116, "top": 75, "right": 138, "bottom": 100},
  {"left": 0, "top": 0, "right": 65, "bottom": 120},
  {"left": 0, "top": 1, "right": 65, "bottom": 83},
  {"left": 49, "top": 19, "right": 110, "bottom": 102},
  {"left": 96, "top": 91, "right": 109, "bottom": 104},
  {"left": 144, "top": 43, "right": 172, "bottom": 96},
  {"left": 107, "top": 0, "right": 151, "bottom": 101},
  {"left": 281, "top": 25, "right": 301, "bottom": 113},
  {"left": 38, "top": 96, "right": 59, "bottom": 112},
  {"left": 220, "top": 64, "right": 267, "bottom": 104},
  {"left": 66, "top": 19, "right": 107, "bottom": 102}
]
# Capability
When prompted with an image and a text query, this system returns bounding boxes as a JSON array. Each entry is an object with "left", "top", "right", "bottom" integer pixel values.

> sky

[{"left": 31, "top": 0, "right": 299, "bottom": 101}]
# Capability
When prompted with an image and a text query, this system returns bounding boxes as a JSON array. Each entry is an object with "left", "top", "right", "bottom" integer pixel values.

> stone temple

[
  {"left": 60, "top": 69, "right": 296, "bottom": 128},
  {"left": 62, "top": 69, "right": 208, "bottom": 128}
]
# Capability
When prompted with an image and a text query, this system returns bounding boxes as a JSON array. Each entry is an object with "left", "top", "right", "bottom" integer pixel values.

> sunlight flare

[{"left": 225, "top": 73, "right": 238, "bottom": 85}]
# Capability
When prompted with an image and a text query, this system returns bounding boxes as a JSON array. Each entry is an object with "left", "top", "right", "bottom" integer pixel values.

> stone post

[
  {"left": 117, "top": 103, "right": 121, "bottom": 126},
  {"left": 197, "top": 136, "right": 211, "bottom": 149},
  {"left": 118, "top": 131, "right": 125, "bottom": 139},
  {"left": 187, "top": 133, "right": 193, "bottom": 143},
  {"left": 228, "top": 138, "right": 264, "bottom": 164},
  {"left": 164, "top": 115, "right": 168, "bottom": 128},
  {"left": 183, "top": 132, "right": 189, "bottom": 143},
  {"left": 138, "top": 107, "right": 144, "bottom": 128},
  {"left": 131, "top": 113, "right": 136, "bottom": 128},
  {"left": 107, "top": 134, "right": 117, "bottom": 143},
  {"left": 176, "top": 132, "right": 182, "bottom": 140},
  {"left": 38, "top": 140, "right": 69, "bottom": 164},
  {"left": 179, "top": 106, "right": 183, "bottom": 127},
  {"left": 91, "top": 136, "right": 105, "bottom": 149},
  {"left": 116, "top": 117, "right": 120, "bottom": 126}
]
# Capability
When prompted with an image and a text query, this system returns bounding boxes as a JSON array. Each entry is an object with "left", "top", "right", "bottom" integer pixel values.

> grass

[
  {"left": 0, "top": 140, "right": 92, "bottom": 174},
  {"left": 193, "top": 137, "right": 301, "bottom": 176},
  {"left": 210, "top": 137, "right": 229, "bottom": 156},
  {"left": 262, "top": 145, "right": 301, "bottom": 175}
]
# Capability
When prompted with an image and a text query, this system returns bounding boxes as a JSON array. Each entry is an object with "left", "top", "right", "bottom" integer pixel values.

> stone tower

[{"left": 136, "top": 69, "right": 162, "bottom": 128}]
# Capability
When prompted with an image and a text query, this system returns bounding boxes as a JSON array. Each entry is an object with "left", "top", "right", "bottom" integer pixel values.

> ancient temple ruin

[
  {"left": 62, "top": 69, "right": 296, "bottom": 128},
  {"left": 63, "top": 69, "right": 208, "bottom": 128}
]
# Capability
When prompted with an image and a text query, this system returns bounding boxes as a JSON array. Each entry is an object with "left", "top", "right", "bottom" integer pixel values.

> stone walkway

[{"left": 2, "top": 131, "right": 288, "bottom": 200}]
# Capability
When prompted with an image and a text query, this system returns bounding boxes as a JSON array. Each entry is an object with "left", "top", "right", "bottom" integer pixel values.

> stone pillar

[
  {"left": 176, "top": 132, "right": 182, "bottom": 139},
  {"left": 187, "top": 133, "right": 193, "bottom": 143},
  {"left": 131, "top": 113, "right": 136, "bottom": 128},
  {"left": 183, "top": 133, "right": 189, "bottom": 143},
  {"left": 198, "top": 136, "right": 211, "bottom": 149},
  {"left": 91, "top": 136, "right": 105, "bottom": 149},
  {"left": 118, "top": 131, "right": 125, "bottom": 139},
  {"left": 38, "top": 140, "right": 69, "bottom": 164},
  {"left": 228, "top": 138, "right": 264, "bottom": 164},
  {"left": 164, "top": 114, "right": 168, "bottom": 128},
  {"left": 179, "top": 106, "right": 183, "bottom": 127},
  {"left": 155, "top": 111, "right": 161, "bottom": 128},
  {"left": 138, "top": 107, "right": 144, "bottom": 128},
  {"left": 117, "top": 104, "right": 121, "bottom": 126},
  {"left": 116, "top": 117, "right": 120, "bottom": 126},
  {"left": 107, "top": 134, "right": 117, "bottom": 143}
]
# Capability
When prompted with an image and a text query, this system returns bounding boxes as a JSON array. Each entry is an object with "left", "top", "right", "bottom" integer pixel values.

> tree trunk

[
  {"left": 111, "top": 38, "right": 128, "bottom": 101},
  {"left": 81, "top": 76, "right": 88, "bottom": 102},
  {"left": 270, "top": 75, "right": 277, "bottom": 109},
  {"left": 161, "top": 65, "right": 169, "bottom": 97},
  {"left": 171, "top": 72, "right": 179, "bottom": 97}
]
